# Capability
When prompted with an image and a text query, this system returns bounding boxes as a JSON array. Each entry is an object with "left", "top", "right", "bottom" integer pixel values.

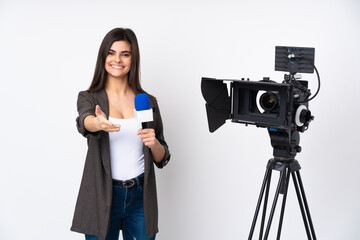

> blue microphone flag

[{"left": 134, "top": 93, "right": 153, "bottom": 123}]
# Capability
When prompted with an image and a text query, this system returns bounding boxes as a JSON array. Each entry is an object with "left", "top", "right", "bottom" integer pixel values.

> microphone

[{"left": 134, "top": 93, "right": 153, "bottom": 129}]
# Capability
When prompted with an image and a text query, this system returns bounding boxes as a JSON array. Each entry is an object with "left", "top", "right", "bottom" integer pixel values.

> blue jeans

[{"left": 85, "top": 174, "right": 155, "bottom": 240}]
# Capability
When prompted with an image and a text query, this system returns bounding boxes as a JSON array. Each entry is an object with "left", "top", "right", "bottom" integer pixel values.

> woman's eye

[
  {"left": 121, "top": 53, "right": 130, "bottom": 57},
  {"left": 108, "top": 52, "right": 114, "bottom": 55}
]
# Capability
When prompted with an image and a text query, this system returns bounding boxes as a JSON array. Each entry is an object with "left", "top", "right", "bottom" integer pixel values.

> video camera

[{"left": 201, "top": 46, "right": 319, "bottom": 159}]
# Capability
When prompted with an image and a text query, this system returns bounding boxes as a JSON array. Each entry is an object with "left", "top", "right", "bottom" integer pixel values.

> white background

[{"left": 1, "top": 0, "right": 359, "bottom": 239}]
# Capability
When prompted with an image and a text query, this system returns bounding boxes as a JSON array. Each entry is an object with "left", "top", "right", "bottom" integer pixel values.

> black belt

[{"left": 112, "top": 176, "right": 144, "bottom": 188}]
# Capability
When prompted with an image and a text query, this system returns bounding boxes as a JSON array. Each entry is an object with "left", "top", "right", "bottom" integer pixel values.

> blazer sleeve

[
  {"left": 152, "top": 99, "right": 171, "bottom": 169},
  {"left": 76, "top": 91, "right": 100, "bottom": 139}
]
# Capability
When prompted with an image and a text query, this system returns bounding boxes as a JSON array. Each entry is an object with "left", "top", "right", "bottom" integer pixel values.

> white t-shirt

[{"left": 108, "top": 117, "right": 144, "bottom": 181}]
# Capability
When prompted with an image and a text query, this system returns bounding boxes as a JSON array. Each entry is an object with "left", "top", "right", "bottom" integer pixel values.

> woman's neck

[{"left": 105, "top": 76, "right": 132, "bottom": 96}]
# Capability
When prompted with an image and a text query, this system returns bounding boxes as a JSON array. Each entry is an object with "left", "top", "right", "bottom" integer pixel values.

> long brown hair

[{"left": 88, "top": 28, "right": 151, "bottom": 98}]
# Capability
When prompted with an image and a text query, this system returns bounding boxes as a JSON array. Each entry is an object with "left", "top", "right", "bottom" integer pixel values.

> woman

[{"left": 71, "top": 28, "right": 171, "bottom": 240}]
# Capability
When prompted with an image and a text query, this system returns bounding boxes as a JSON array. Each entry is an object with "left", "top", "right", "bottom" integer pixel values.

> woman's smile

[{"left": 110, "top": 64, "right": 125, "bottom": 70}]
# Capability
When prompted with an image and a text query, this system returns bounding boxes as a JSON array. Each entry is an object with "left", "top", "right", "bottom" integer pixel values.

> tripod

[{"left": 248, "top": 130, "right": 317, "bottom": 240}]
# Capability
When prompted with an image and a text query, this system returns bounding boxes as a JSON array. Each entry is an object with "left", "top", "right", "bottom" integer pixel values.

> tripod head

[{"left": 268, "top": 128, "right": 300, "bottom": 161}]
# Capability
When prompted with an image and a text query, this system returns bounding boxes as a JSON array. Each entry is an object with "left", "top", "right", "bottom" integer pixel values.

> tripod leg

[
  {"left": 276, "top": 168, "right": 291, "bottom": 240},
  {"left": 263, "top": 170, "right": 286, "bottom": 240},
  {"left": 295, "top": 171, "right": 317, "bottom": 240},
  {"left": 291, "top": 171, "right": 314, "bottom": 240},
  {"left": 259, "top": 170, "right": 272, "bottom": 240},
  {"left": 248, "top": 167, "right": 272, "bottom": 240}
]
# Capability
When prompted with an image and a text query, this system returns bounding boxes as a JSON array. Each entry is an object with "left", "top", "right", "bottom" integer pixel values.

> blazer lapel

[
  {"left": 96, "top": 89, "right": 112, "bottom": 178},
  {"left": 98, "top": 88, "right": 109, "bottom": 117}
]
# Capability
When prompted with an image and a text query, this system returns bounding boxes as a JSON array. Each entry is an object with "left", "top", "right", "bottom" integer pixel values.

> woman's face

[{"left": 105, "top": 40, "right": 132, "bottom": 80}]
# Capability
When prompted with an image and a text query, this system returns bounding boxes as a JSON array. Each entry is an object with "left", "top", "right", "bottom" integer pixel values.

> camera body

[
  {"left": 231, "top": 76, "right": 312, "bottom": 132},
  {"left": 201, "top": 75, "right": 312, "bottom": 132}
]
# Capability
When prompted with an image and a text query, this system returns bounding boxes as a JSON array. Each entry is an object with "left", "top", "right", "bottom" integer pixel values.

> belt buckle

[{"left": 122, "top": 179, "right": 135, "bottom": 188}]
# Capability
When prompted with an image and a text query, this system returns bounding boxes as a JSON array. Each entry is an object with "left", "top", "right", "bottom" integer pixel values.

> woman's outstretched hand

[
  {"left": 95, "top": 105, "right": 120, "bottom": 132},
  {"left": 84, "top": 105, "right": 120, "bottom": 133}
]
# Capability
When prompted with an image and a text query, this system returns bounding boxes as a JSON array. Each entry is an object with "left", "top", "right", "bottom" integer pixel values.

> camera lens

[{"left": 260, "top": 92, "right": 279, "bottom": 111}]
